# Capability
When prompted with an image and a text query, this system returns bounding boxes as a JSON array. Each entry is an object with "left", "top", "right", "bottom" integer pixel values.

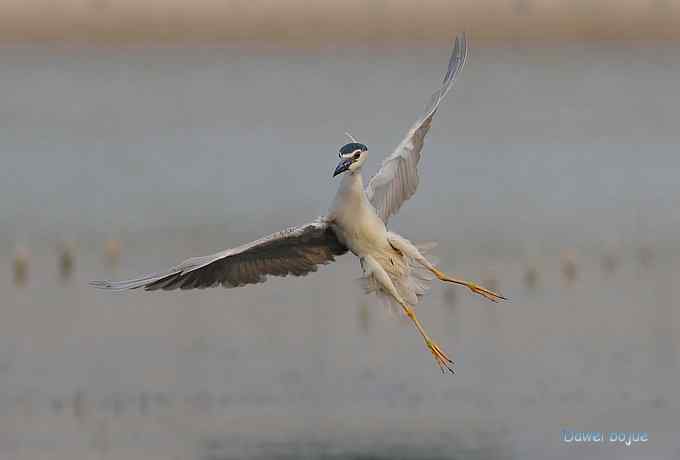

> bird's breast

[{"left": 330, "top": 204, "right": 388, "bottom": 257}]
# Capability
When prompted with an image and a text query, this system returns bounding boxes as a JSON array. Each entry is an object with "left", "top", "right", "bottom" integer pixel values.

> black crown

[{"left": 339, "top": 142, "right": 368, "bottom": 156}]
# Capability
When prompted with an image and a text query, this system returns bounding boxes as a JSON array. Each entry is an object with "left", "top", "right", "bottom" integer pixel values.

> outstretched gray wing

[
  {"left": 365, "top": 33, "right": 468, "bottom": 224},
  {"left": 90, "top": 219, "right": 347, "bottom": 291}
]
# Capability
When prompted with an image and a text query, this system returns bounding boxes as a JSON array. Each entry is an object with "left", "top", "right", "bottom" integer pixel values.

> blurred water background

[{"left": 1, "top": 7, "right": 680, "bottom": 460}]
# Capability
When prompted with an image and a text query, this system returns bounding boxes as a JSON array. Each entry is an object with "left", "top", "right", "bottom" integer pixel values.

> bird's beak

[{"left": 333, "top": 158, "right": 352, "bottom": 177}]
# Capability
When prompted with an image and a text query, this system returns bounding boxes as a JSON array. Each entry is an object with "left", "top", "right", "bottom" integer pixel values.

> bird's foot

[
  {"left": 466, "top": 282, "right": 506, "bottom": 303},
  {"left": 433, "top": 269, "right": 506, "bottom": 302},
  {"left": 426, "top": 338, "right": 455, "bottom": 374},
  {"left": 399, "top": 301, "right": 455, "bottom": 373}
]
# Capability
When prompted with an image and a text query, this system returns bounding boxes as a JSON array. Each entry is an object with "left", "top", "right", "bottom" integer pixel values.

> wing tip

[
  {"left": 89, "top": 279, "right": 138, "bottom": 292},
  {"left": 443, "top": 32, "right": 468, "bottom": 85},
  {"left": 89, "top": 280, "right": 111, "bottom": 289},
  {"left": 89, "top": 279, "right": 135, "bottom": 291},
  {"left": 89, "top": 272, "right": 166, "bottom": 291}
]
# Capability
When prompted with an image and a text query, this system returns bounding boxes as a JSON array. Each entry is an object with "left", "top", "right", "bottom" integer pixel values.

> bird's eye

[{"left": 353, "top": 152, "right": 362, "bottom": 160}]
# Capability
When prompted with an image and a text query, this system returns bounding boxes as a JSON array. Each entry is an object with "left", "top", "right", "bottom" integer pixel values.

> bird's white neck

[
  {"left": 329, "top": 171, "right": 368, "bottom": 219},
  {"left": 338, "top": 170, "right": 364, "bottom": 195}
]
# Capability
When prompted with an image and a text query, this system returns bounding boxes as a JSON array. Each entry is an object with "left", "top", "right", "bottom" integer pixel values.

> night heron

[{"left": 92, "top": 34, "right": 505, "bottom": 372}]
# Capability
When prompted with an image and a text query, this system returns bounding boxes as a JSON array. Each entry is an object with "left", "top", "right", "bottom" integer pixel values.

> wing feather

[
  {"left": 90, "top": 218, "right": 347, "bottom": 292},
  {"left": 365, "top": 33, "right": 468, "bottom": 223}
]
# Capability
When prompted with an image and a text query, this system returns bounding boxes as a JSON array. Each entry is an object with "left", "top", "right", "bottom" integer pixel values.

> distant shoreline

[{"left": 0, "top": 0, "right": 678, "bottom": 44}]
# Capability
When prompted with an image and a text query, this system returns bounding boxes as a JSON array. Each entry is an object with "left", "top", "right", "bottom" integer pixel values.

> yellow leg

[
  {"left": 400, "top": 303, "right": 454, "bottom": 374},
  {"left": 432, "top": 268, "right": 507, "bottom": 302}
]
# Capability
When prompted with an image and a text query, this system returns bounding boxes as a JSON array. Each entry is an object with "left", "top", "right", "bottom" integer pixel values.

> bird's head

[{"left": 333, "top": 142, "right": 368, "bottom": 177}]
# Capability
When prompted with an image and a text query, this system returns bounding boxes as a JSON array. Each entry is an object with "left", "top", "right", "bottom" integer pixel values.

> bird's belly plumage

[
  {"left": 330, "top": 198, "right": 389, "bottom": 258},
  {"left": 327, "top": 173, "right": 434, "bottom": 307},
  {"left": 328, "top": 170, "right": 434, "bottom": 308}
]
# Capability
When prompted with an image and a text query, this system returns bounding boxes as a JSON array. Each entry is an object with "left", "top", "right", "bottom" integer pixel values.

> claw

[
  {"left": 426, "top": 339, "right": 455, "bottom": 374},
  {"left": 467, "top": 283, "right": 506, "bottom": 302}
]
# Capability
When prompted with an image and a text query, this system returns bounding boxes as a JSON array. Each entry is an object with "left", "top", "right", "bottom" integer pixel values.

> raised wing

[
  {"left": 90, "top": 219, "right": 347, "bottom": 291},
  {"left": 365, "top": 33, "right": 468, "bottom": 224}
]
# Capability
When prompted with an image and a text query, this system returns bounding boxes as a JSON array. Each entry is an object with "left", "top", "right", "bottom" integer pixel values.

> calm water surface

[{"left": 0, "top": 42, "right": 679, "bottom": 459}]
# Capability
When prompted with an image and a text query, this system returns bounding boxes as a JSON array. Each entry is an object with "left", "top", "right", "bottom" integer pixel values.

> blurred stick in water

[
  {"left": 58, "top": 241, "right": 75, "bottom": 282},
  {"left": 357, "top": 301, "right": 372, "bottom": 335},
  {"left": 600, "top": 252, "right": 620, "bottom": 278},
  {"left": 72, "top": 388, "right": 88, "bottom": 423},
  {"left": 637, "top": 246, "right": 654, "bottom": 269},
  {"left": 560, "top": 250, "right": 578, "bottom": 286},
  {"left": 13, "top": 245, "right": 30, "bottom": 287},
  {"left": 443, "top": 285, "right": 458, "bottom": 309},
  {"left": 523, "top": 264, "right": 539, "bottom": 290},
  {"left": 104, "top": 239, "right": 121, "bottom": 268}
]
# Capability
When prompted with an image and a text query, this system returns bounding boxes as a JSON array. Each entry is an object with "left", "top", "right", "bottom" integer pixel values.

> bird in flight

[{"left": 92, "top": 34, "right": 505, "bottom": 373}]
